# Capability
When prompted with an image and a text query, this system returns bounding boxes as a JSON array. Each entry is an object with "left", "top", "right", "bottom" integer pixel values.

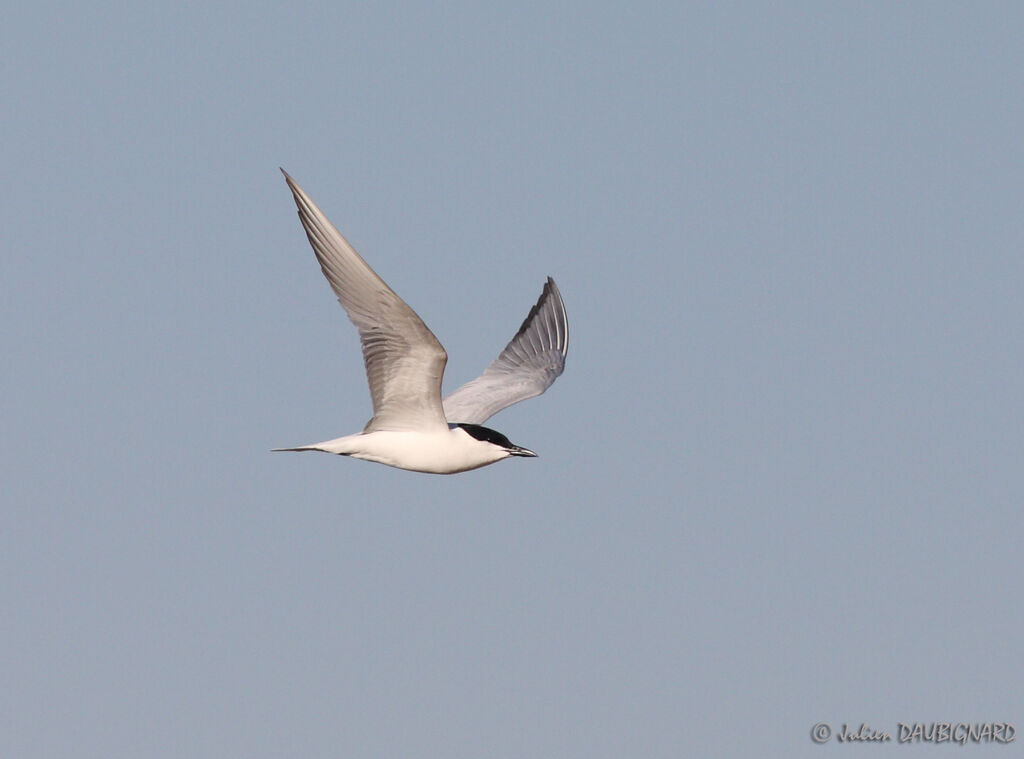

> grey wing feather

[
  {"left": 282, "top": 170, "right": 449, "bottom": 432},
  {"left": 442, "top": 278, "right": 568, "bottom": 424}
]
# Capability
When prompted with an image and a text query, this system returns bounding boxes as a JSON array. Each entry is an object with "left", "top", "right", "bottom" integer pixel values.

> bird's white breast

[{"left": 312, "top": 427, "right": 510, "bottom": 474}]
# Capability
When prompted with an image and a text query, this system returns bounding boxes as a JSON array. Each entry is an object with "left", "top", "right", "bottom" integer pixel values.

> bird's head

[{"left": 453, "top": 423, "right": 537, "bottom": 459}]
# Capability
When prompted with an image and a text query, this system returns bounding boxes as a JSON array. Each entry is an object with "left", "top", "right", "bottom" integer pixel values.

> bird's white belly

[{"left": 318, "top": 428, "right": 508, "bottom": 474}]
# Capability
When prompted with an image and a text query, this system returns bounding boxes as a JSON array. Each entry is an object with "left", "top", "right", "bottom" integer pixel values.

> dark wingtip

[{"left": 508, "top": 277, "right": 568, "bottom": 359}]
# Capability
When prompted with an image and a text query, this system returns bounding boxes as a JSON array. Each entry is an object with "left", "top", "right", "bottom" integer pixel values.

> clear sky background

[{"left": 3, "top": 2, "right": 1022, "bottom": 757}]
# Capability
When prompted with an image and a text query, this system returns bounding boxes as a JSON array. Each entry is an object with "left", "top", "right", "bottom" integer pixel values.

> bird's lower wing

[{"left": 442, "top": 277, "right": 568, "bottom": 424}]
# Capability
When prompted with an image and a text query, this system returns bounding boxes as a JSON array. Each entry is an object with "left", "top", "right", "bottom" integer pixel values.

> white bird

[{"left": 274, "top": 170, "right": 568, "bottom": 474}]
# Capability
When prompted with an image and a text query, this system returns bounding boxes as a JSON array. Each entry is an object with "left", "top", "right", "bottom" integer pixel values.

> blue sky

[{"left": 3, "top": 2, "right": 1023, "bottom": 757}]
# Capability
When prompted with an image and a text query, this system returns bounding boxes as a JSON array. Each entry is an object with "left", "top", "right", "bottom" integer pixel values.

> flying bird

[{"left": 274, "top": 170, "right": 568, "bottom": 474}]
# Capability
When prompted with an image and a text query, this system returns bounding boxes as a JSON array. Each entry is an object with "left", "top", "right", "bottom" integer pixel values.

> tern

[{"left": 274, "top": 170, "right": 568, "bottom": 474}]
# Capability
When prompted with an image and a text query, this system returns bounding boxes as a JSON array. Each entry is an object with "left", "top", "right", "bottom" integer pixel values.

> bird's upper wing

[
  {"left": 442, "top": 278, "right": 568, "bottom": 424},
  {"left": 282, "top": 170, "right": 449, "bottom": 432}
]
